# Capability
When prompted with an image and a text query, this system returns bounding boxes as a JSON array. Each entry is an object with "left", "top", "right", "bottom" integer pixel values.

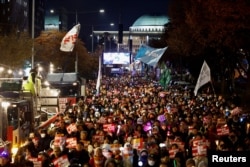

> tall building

[
  {"left": 0, "top": 0, "right": 45, "bottom": 37},
  {"left": 44, "top": 7, "right": 68, "bottom": 31}
]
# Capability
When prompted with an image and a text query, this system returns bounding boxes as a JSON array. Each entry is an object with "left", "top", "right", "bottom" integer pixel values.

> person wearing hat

[
  {"left": 138, "top": 149, "right": 148, "bottom": 167},
  {"left": 145, "top": 153, "right": 160, "bottom": 167},
  {"left": 0, "top": 150, "right": 15, "bottom": 167}
]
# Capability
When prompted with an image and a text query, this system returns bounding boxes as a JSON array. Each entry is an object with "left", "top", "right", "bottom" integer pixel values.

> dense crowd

[{"left": 0, "top": 73, "right": 249, "bottom": 167}]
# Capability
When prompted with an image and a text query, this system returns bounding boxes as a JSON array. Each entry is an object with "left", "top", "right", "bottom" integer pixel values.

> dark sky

[{"left": 45, "top": 0, "right": 169, "bottom": 49}]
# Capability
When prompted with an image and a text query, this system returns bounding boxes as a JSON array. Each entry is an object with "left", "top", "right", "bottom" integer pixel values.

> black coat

[
  {"left": 68, "top": 149, "right": 90, "bottom": 166},
  {"left": 37, "top": 135, "right": 53, "bottom": 152}
]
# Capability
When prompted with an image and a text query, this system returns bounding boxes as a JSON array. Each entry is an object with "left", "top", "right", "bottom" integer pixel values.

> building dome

[
  {"left": 132, "top": 15, "right": 169, "bottom": 27},
  {"left": 130, "top": 14, "right": 169, "bottom": 34}
]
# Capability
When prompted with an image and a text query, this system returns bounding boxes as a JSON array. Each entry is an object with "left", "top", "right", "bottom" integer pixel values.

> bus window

[
  {"left": 18, "top": 105, "right": 33, "bottom": 127},
  {"left": 24, "top": 111, "right": 33, "bottom": 124},
  {"left": 7, "top": 107, "right": 18, "bottom": 130},
  {"left": 56, "top": 85, "right": 79, "bottom": 97},
  {"left": 19, "top": 106, "right": 27, "bottom": 127}
]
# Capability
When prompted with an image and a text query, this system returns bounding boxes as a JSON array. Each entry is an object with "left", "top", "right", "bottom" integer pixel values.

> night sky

[{"left": 45, "top": 0, "right": 169, "bottom": 48}]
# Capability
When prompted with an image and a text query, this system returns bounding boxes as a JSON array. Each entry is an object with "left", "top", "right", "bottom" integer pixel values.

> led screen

[{"left": 103, "top": 52, "right": 130, "bottom": 65}]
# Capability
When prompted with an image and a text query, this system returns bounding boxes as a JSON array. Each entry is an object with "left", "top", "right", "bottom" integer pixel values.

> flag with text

[{"left": 60, "top": 24, "right": 80, "bottom": 52}]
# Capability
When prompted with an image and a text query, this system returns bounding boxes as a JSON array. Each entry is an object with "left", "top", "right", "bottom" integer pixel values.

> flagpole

[
  {"left": 75, "top": 10, "right": 78, "bottom": 73},
  {"left": 74, "top": 50, "right": 78, "bottom": 73},
  {"left": 210, "top": 81, "right": 216, "bottom": 95}
]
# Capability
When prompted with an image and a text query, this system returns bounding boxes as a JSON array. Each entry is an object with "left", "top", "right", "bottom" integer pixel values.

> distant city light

[
  {"left": 0, "top": 67, "right": 4, "bottom": 72},
  {"left": 7, "top": 69, "right": 12, "bottom": 74}
]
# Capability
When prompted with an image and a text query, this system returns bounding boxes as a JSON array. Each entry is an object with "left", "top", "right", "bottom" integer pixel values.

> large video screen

[{"left": 103, "top": 52, "right": 130, "bottom": 65}]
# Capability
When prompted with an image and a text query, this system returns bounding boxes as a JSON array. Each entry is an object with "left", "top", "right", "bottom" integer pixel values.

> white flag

[
  {"left": 60, "top": 24, "right": 81, "bottom": 52},
  {"left": 194, "top": 61, "right": 211, "bottom": 96},
  {"left": 96, "top": 55, "right": 102, "bottom": 95}
]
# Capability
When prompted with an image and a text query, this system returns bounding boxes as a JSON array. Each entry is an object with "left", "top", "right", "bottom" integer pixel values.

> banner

[
  {"left": 169, "top": 149, "right": 179, "bottom": 159},
  {"left": 194, "top": 61, "right": 211, "bottom": 96},
  {"left": 66, "top": 123, "right": 78, "bottom": 134},
  {"left": 60, "top": 24, "right": 81, "bottom": 52},
  {"left": 53, "top": 155, "right": 70, "bottom": 167},
  {"left": 27, "top": 157, "right": 42, "bottom": 167},
  {"left": 135, "top": 45, "right": 167, "bottom": 67},
  {"left": 192, "top": 139, "right": 210, "bottom": 157},
  {"left": 66, "top": 137, "right": 77, "bottom": 149},
  {"left": 132, "top": 138, "right": 144, "bottom": 150},
  {"left": 103, "top": 124, "right": 116, "bottom": 132},
  {"left": 217, "top": 125, "right": 230, "bottom": 136},
  {"left": 139, "top": 47, "right": 168, "bottom": 67},
  {"left": 159, "top": 63, "right": 171, "bottom": 90},
  {"left": 134, "top": 44, "right": 155, "bottom": 60}
]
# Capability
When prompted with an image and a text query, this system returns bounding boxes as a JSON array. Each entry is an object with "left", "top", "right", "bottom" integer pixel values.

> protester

[
  {"left": 89, "top": 147, "right": 107, "bottom": 167},
  {"left": 38, "top": 151, "right": 51, "bottom": 167},
  {"left": 0, "top": 151, "right": 15, "bottom": 167},
  {"left": 37, "top": 128, "right": 53, "bottom": 152},
  {"left": 68, "top": 141, "right": 90, "bottom": 166},
  {"left": 33, "top": 71, "right": 249, "bottom": 167}
]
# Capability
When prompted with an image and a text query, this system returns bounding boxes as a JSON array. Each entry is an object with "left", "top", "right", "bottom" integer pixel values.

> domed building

[
  {"left": 93, "top": 14, "right": 169, "bottom": 55},
  {"left": 130, "top": 14, "right": 169, "bottom": 34},
  {"left": 93, "top": 14, "right": 168, "bottom": 75},
  {"left": 129, "top": 14, "right": 169, "bottom": 54}
]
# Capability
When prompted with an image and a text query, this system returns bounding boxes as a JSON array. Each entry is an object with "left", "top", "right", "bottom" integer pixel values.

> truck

[
  {"left": 41, "top": 72, "right": 86, "bottom": 113},
  {"left": 0, "top": 76, "right": 41, "bottom": 157},
  {"left": 0, "top": 72, "right": 86, "bottom": 154}
]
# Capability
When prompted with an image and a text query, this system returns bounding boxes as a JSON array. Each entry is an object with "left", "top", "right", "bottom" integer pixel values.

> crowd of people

[{"left": 0, "top": 73, "right": 249, "bottom": 167}]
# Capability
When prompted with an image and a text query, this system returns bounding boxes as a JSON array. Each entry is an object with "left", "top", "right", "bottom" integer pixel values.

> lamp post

[
  {"left": 31, "top": 0, "right": 35, "bottom": 69},
  {"left": 44, "top": 8, "right": 105, "bottom": 72},
  {"left": 73, "top": 9, "right": 104, "bottom": 72},
  {"left": 91, "top": 25, "right": 94, "bottom": 53}
]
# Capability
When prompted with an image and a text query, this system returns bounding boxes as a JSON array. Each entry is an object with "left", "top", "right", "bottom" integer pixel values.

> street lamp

[
  {"left": 62, "top": 8, "right": 105, "bottom": 25},
  {"left": 45, "top": 8, "right": 105, "bottom": 72},
  {"left": 31, "top": 0, "right": 35, "bottom": 69},
  {"left": 74, "top": 9, "right": 104, "bottom": 72}
]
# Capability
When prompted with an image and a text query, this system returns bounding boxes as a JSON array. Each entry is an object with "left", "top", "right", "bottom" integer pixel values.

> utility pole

[
  {"left": 118, "top": 0, "right": 123, "bottom": 52},
  {"left": 91, "top": 25, "right": 94, "bottom": 53},
  {"left": 31, "top": 0, "right": 35, "bottom": 69}
]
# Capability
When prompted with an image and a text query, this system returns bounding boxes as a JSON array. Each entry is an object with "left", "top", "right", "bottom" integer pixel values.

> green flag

[{"left": 159, "top": 64, "right": 171, "bottom": 90}]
